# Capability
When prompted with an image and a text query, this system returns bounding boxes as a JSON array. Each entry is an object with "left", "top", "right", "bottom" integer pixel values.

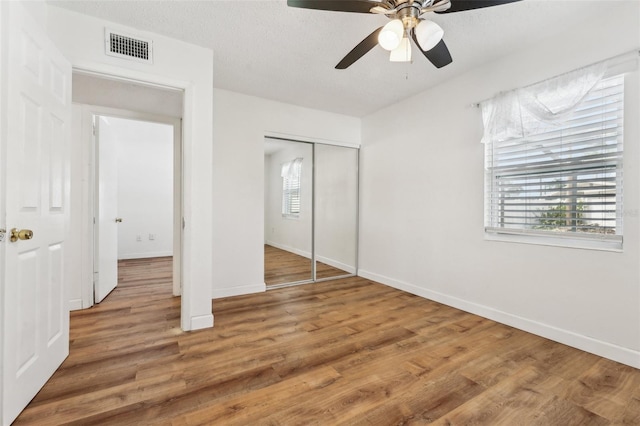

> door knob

[
  {"left": 10, "top": 228, "right": 33, "bottom": 242},
  {"left": 115, "top": 218, "right": 123, "bottom": 223}
]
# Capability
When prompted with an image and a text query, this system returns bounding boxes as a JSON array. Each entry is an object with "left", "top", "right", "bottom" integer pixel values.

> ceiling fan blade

[
  {"left": 411, "top": 30, "right": 452, "bottom": 68},
  {"left": 287, "top": 0, "right": 382, "bottom": 13},
  {"left": 435, "top": 0, "right": 522, "bottom": 13},
  {"left": 336, "top": 27, "right": 383, "bottom": 69}
]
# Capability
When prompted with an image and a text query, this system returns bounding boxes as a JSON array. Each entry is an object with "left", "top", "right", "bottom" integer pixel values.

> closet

[{"left": 264, "top": 137, "right": 358, "bottom": 288}]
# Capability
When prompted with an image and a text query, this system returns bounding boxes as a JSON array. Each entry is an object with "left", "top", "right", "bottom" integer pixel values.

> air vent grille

[{"left": 105, "top": 29, "right": 153, "bottom": 63}]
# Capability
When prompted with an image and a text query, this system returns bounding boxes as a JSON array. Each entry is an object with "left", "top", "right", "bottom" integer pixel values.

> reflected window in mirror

[{"left": 281, "top": 157, "right": 303, "bottom": 218}]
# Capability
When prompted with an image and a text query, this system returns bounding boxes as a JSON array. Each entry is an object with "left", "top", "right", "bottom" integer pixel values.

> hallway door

[
  {"left": 94, "top": 117, "right": 119, "bottom": 302},
  {"left": 1, "top": 2, "right": 71, "bottom": 423}
]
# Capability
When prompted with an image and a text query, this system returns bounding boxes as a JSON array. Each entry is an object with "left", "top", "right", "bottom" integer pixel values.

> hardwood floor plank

[
  {"left": 349, "top": 372, "right": 485, "bottom": 425},
  {"left": 177, "top": 366, "right": 343, "bottom": 426},
  {"left": 529, "top": 395, "right": 612, "bottom": 426},
  {"left": 17, "top": 372, "right": 188, "bottom": 424},
  {"left": 620, "top": 395, "right": 640, "bottom": 425},
  {"left": 555, "top": 358, "right": 640, "bottom": 422},
  {"left": 13, "top": 257, "right": 640, "bottom": 425},
  {"left": 268, "top": 367, "right": 421, "bottom": 425},
  {"left": 433, "top": 366, "right": 571, "bottom": 425}
]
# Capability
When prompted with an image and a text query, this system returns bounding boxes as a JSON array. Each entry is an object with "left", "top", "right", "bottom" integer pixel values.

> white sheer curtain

[
  {"left": 281, "top": 158, "right": 303, "bottom": 178},
  {"left": 480, "top": 61, "right": 607, "bottom": 143}
]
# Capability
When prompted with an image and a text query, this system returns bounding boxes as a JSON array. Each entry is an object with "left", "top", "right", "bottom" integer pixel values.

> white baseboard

[
  {"left": 190, "top": 314, "right": 214, "bottom": 330},
  {"left": 316, "top": 255, "right": 356, "bottom": 275},
  {"left": 358, "top": 269, "right": 640, "bottom": 369},
  {"left": 265, "top": 241, "right": 310, "bottom": 259},
  {"left": 118, "top": 251, "right": 173, "bottom": 260},
  {"left": 69, "top": 298, "right": 83, "bottom": 311},
  {"left": 212, "top": 283, "right": 266, "bottom": 299}
]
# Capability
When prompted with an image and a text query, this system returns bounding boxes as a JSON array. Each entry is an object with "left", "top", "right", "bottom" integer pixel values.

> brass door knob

[{"left": 10, "top": 228, "right": 33, "bottom": 242}]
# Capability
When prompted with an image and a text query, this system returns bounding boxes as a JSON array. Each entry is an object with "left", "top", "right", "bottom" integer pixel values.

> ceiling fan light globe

[
  {"left": 389, "top": 37, "right": 412, "bottom": 62},
  {"left": 378, "top": 19, "right": 404, "bottom": 51},
  {"left": 416, "top": 20, "right": 444, "bottom": 51}
]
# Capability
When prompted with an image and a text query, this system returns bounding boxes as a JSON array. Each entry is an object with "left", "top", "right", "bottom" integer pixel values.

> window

[
  {"left": 483, "top": 70, "right": 625, "bottom": 249},
  {"left": 282, "top": 158, "right": 303, "bottom": 217}
]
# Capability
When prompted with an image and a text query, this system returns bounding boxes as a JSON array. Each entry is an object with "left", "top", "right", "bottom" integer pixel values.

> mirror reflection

[
  {"left": 314, "top": 144, "right": 358, "bottom": 280},
  {"left": 264, "top": 138, "right": 313, "bottom": 286}
]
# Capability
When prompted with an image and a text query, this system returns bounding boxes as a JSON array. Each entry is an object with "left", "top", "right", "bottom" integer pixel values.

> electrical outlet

[
  {"left": 136, "top": 235, "right": 142, "bottom": 242},
  {"left": 149, "top": 233, "right": 155, "bottom": 240}
]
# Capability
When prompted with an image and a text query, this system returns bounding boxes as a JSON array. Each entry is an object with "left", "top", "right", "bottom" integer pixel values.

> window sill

[{"left": 484, "top": 230, "right": 623, "bottom": 252}]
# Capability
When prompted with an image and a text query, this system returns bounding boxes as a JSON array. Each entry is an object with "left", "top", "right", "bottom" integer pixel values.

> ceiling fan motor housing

[{"left": 395, "top": 2, "right": 421, "bottom": 29}]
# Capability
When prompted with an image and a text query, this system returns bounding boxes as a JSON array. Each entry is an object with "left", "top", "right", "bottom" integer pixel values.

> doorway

[
  {"left": 93, "top": 114, "right": 179, "bottom": 303},
  {"left": 70, "top": 72, "right": 184, "bottom": 310}
]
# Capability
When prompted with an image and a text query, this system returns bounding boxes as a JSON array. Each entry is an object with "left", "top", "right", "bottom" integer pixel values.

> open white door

[
  {"left": 94, "top": 117, "right": 119, "bottom": 303},
  {"left": 1, "top": 2, "right": 71, "bottom": 424}
]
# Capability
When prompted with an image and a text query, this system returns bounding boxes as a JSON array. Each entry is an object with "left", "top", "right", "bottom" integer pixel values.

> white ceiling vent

[{"left": 105, "top": 29, "right": 153, "bottom": 64}]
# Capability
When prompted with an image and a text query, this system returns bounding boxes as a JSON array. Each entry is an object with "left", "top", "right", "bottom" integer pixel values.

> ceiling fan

[{"left": 287, "top": 0, "right": 522, "bottom": 69}]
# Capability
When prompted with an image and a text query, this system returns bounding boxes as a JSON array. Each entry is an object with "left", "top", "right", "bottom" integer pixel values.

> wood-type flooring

[
  {"left": 264, "top": 244, "right": 349, "bottom": 286},
  {"left": 14, "top": 257, "right": 640, "bottom": 425}
]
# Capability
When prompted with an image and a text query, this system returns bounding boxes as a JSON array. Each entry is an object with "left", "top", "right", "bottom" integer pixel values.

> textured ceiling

[{"left": 49, "top": 0, "right": 607, "bottom": 117}]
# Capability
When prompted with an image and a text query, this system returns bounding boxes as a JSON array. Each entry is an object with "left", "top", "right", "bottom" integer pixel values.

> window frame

[
  {"left": 281, "top": 158, "right": 302, "bottom": 219},
  {"left": 483, "top": 72, "right": 627, "bottom": 252}
]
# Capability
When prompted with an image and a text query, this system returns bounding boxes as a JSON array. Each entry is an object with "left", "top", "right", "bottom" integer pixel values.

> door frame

[
  {"left": 70, "top": 66, "right": 195, "bottom": 329},
  {"left": 78, "top": 104, "right": 183, "bottom": 307}
]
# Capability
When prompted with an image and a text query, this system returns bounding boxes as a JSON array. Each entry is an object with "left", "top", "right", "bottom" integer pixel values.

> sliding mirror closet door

[
  {"left": 314, "top": 144, "right": 358, "bottom": 280},
  {"left": 264, "top": 138, "right": 313, "bottom": 287}
]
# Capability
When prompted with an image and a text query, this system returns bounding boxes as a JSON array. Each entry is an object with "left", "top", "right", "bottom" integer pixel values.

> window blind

[
  {"left": 485, "top": 74, "right": 624, "bottom": 241},
  {"left": 282, "top": 158, "right": 302, "bottom": 217}
]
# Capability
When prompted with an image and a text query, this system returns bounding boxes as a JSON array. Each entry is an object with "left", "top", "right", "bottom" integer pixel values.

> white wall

[
  {"left": 101, "top": 117, "right": 173, "bottom": 260},
  {"left": 264, "top": 154, "right": 270, "bottom": 243},
  {"left": 68, "top": 105, "right": 84, "bottom": 311},
  {"left": 265, "top": 142, "right": 313, "bottom": 258},
  {"left": 45, "top": 5, "right": 214, "bottom": 330},
  {"left": 212, "top": 89, "right": 360, "bottom": 298},
  {"left": 359, "top": 1, "right": 640, "bottom": 368},
  {"left": 73, "top": 73, "right": 183, "bottom": 119}
]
